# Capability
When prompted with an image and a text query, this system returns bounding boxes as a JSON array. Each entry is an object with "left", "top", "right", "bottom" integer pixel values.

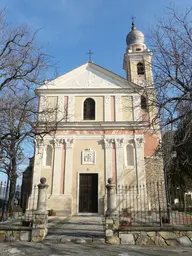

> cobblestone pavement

[
  {"left": 0, "top": 242, "right": 192, "bottom": 256},
  {"left": 46, "top": 216, "right": 105, "bottom": 241}
]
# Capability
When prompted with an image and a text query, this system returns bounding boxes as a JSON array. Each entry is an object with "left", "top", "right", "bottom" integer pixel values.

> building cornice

[
  {"left": 36, "top": 87, "right": 142, "bottom": 95},
  {"left": 36, "top": 121, "right": 150, "bottom": 130}
]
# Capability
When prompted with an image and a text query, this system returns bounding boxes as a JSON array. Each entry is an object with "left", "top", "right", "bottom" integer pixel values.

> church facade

[{"left": 32, "top": 23, "right": 163, "bottom": 215}]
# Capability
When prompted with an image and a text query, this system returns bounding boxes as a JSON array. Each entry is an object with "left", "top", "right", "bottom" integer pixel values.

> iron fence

[{"left": 117, "top": 181, "right": 192, "bottom": 227}]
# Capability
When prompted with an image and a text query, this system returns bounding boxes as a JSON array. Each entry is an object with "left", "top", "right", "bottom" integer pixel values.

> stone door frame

[{"left": 76, "top": 171, "right": 100, "bottom": 215}]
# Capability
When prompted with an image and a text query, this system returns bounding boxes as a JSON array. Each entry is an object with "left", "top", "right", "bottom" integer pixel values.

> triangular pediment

[{"left": 39, "top": 62, "right": 139, "bottom": 90}]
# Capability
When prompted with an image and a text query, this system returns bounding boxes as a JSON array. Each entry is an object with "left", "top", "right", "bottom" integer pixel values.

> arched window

[
  {"left": 46, "top": 145, "right": 53, "bottom": 166},
  {"left": 83, "top": 98, "right": 95, "bottom": 120},
  {"left": 137, "top": 62, "right": 145, "bottom": 75},
  {"left": 125, "top": 144, "right": 134, "bottom": 167}
]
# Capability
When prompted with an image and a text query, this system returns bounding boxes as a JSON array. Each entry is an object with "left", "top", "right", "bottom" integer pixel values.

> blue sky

[
  {"left": 0, "top": 0, "right": 191, "bottom": 181},
  {"left": 1, "top": 0, "right": 192, "bottom": 78}
]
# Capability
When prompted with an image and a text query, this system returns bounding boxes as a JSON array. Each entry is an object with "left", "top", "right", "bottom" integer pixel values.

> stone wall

[
  {"left": 145, "top": 157, "right": 164, "bottom": 183},
  {"left": 105, "top": 218, "right": 192, "bottom": 246},
  {"left": 0, "top": 227, "right": 31, "bottom": 242},
  {"left": 145, "top": 157, "right": 167, "bottom": 212}
]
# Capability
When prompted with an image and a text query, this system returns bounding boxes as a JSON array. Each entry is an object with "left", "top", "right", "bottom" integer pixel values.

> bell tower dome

[{"left": 123, "top": 22, "right": 153, "bottom": 86}]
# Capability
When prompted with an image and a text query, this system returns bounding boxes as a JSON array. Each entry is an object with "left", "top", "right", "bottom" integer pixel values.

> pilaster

[
  {"left": 133, "top": 95, "right": 141, "bottom": 121},
  {"left": 33, "top": 139, "right": 44, "bottom": 187},
  {"left": 134, "top": 137, "right": 145, "bottom": 186},
  {"left": 115, "top": 95, "right": 121, "bottom": 121},
  {"left": 104, "top": 138, "right": 113, "bottom": 184},
  {"left": 52, "top": 139, "right": 64, "bottom": 195},
  {"left": 57, "top": 95, "right": 65, "bottom": 122},
  {"left": 68, "top": 96, "right": 75, "bottom": 122},
  {"left": 64, "top": 138, "right": 74, "bottom": 195},
  {"left": 104, "top": 95, "right": 111, "bottom": 121},
  {"left": 115, "top": 138, "right": 124, "bottom": 187}
]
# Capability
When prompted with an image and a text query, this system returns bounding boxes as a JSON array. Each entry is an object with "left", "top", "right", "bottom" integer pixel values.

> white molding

[
  {"left": 124, "top": 143, "right": 135, "bottom": 169},
  {"left": 114, "top": 138, "right": 124, "bottom": 186},
  {"left": 133, "top": 95, "right": 141, "bottom": 121},
  {"left": 38, "top": 121, "right": 150, "bottom": 131},
  {"left": 57, "top": 95, "right": 65, "bottom": 121},
  {"left": 76, "top": 172, "right": 100, "bottom": 214},
  {"left": 115, "top": 95, "right": 121, "bottom": 121},
  {"left": 68, "top": 96, "right": 75, "bottom": 122},
  {"left": 104, "top": 95, "right": 111, "bottom": 121},
  {"left": 104, "top": 138, "right": 113, "bottom": 184},
  {"left": 52, "top": 142, "right": 63, "bottom": 195},
  {"left": 37, "top": 88, "right": 139, "bottom": 95},
  {"left": 64, "top": 138, "right": 74, "bottom": 195}
]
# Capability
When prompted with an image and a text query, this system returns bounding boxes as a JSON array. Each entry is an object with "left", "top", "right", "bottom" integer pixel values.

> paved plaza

[{"left": 0, "top": 242, "right": 192, "bottom": 256}]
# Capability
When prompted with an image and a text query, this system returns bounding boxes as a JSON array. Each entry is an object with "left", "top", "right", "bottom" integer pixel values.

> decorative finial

[
  {"left": 86, "top": 50, "right": 94, "bottom": 62},
  {"left": 108, "top": 178, "right": 113, "bottom": 184},
  {"left": 40, "top": 177, "right": 46, "bottom": 184},
  {"left": 131, "top": 16, "right": 136, "bottom": 30}
]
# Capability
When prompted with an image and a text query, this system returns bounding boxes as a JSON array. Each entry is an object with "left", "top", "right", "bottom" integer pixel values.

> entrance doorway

[{"left": 79, "top": 174, "right": 98, "bottom": 213}]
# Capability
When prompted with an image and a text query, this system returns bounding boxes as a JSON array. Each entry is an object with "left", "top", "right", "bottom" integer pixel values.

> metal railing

[{"left": 117, "top": 181, "right": 192, "bottom": 227}]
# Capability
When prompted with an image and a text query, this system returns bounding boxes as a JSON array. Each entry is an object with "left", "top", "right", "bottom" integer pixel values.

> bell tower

[{"left": 123, "top": 22, "right": 153, "bottom": 87}]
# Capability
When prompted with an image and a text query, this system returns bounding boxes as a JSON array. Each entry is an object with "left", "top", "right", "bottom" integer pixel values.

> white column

[
  {"left": 115, "top": 138, "right": 124, "bottom": 187},
  {"left": 52, "top": 139, "right": 63, "bottom": 195},
  {"left": 104, "top": 138, "right": 113, "bottom": 184},
  {"left": 68, "top": 96, "right": 75, "bottom": 122},
  {"left": 33, "top": 139, "right": 44, "bottom": 187},
  {"left": 133, "top": 95, "right": 141, "bottom": 122},
  {"left": 115, "top": 95, "right": 121, "bottom": 121},
  {"left": 104, "top": 95, "right": 110, "bottom": 121},
  {"left": 134, "top": 137, "right": 145, "bottom": 186},
  {"left": 64, "top": 138, "right": 74, "bottom": 195},
  {"left": 57, "top": 95, "right": 65, "bottom": 122}
]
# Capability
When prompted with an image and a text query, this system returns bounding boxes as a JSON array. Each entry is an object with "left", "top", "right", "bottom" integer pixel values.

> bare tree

[
  {"left": 0, "top": 10, "right": 51, "bottom": 95},
  {"left": 0, "top": 10, "right": 66, "bottom": 217},
  {"left": 148, "top": 5, "right": 192, "bottom": 189}
]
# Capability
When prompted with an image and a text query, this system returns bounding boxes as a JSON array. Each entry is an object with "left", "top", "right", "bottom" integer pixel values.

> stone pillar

[
  {"left": 115, "top": 95, "right": 121, "bottom": 121},
  {"left": 133, "top": 95, "right": 141, "bottom": 121},
  {"left": 64, "top": 138, "right": 74, "bottom": 195},
  {"left": 36, "top": 177, "right": 49, "bottom": 213},
  {"left": 52, "top": 139, "right": 63, "bottom": 195},
  {"left": 104, "top": 138, "right": 113, "bottom": 184},
  {"left": 115, "top": 138, "right": 124, "bottom": 187},
  {"left": 32, "top": 177, "right": 49, "bottom": 242},
  {"left": 105, "top": 178, "right": 118, "bottom": 216},
  {"left": 104, "top": 95, "right": 110, "bottom": 121}
]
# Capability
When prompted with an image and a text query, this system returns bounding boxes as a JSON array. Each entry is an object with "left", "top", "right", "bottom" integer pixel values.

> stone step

[{"left": 43, "top": 236, "right": 105, "bottom": 244}]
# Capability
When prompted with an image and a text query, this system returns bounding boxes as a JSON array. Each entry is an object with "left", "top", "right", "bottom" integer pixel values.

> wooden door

[{"left": 79, "top": 174, "right": 98, "bottom": 213}]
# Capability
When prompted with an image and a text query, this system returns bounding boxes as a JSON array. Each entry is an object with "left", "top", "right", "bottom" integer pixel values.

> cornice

[
  {"left": 36, "top": 87, "right": 141, "bottom": 95},
  {"left": 36, "top": 121, "right": 150, "bottom": 130}
]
